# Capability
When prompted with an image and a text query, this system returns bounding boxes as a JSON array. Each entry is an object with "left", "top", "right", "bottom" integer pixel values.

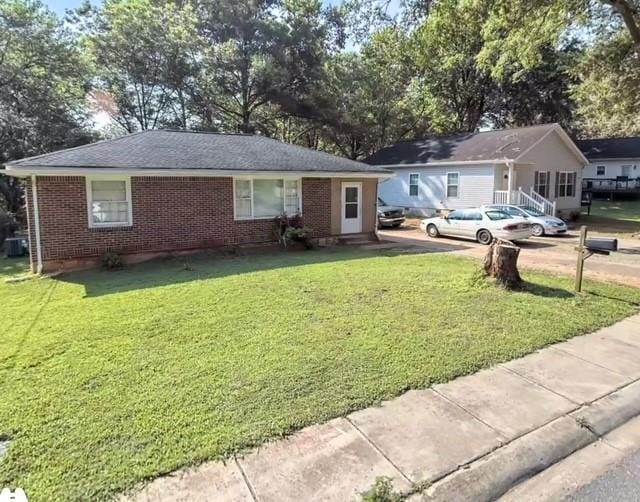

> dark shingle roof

[
  {"left": 366, "top": 124, "right": 558, "bottom": 166},
  {"left": 8, "top": 130, "right": 386, "bottom": 174},
  {"left": 576, "top": 137, "right": 640, "bottom": 160}
]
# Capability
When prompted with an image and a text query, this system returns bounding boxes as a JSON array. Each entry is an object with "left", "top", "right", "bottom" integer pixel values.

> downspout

[{"left": 31, "top": 175, "right": 43, "bottom": 274}]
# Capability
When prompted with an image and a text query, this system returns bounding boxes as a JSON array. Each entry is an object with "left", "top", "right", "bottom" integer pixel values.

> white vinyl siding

[
  {"left": 583, "top": 161, "right": 639, "bottom": 179},
  {"left": 233, "top": 177, "right": 301, "bottom": 220},
  {"left": 378, "top": 165, "right": 495, "bottom": 211},
  {"left": 86, "top": 178, "right": 132, "bottom": 228}
]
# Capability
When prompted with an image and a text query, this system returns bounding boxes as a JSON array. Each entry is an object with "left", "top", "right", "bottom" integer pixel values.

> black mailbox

[{"left": 585, "top": 238, "right": 618, "bottom": 254}]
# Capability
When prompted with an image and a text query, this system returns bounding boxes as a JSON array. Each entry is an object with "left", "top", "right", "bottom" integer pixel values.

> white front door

[{"left": 341, "top": 182, "right": 362, "bottom": 234}]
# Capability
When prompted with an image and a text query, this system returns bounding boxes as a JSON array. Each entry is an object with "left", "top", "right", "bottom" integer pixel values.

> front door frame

[{"left": 341, "top": 182, "right": 363, "bottom": 234}]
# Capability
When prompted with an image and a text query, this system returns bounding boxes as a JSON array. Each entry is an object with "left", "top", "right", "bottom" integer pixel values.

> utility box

[
  {"left": 585, "top": 237, "right": 618, "bottom": 254},
  {"left": 4, "top": 237, "right": 28, "bottom": 258}
]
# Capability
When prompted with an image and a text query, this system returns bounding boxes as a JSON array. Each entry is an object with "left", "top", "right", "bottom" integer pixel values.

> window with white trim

[
  {"left": 446, "top": 172, "right": 459, "bottom": 198},
  {"left": 408, "top": 173, "right": 419, "bottom": 197},
  {"left": 534, "top": 171, "right": 550, "bottom": 198},
  {"left": 596, "top": 166, "right": 605, "bottom": 176},
  {"left": 234, "top": 178, "right": 301, "bottom": 219},
  {"left": 87, "top": 178, "right": 132, "bottom": 227},
  {"left": 555, "top": 171, "right": 576, "bottom": 198}
]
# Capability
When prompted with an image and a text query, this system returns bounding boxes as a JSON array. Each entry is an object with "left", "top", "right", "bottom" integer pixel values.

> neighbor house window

[
  {"left": 555, "top": 171, "right": 576, "bottom": 197},
  {"left": 86, "top": 178, "right": 132, "bottom": 227},
  {"left": 409, "top": 173, "right": 419, "bottom": 197},
  {"left": 534, "top": 171, "right": 550, "bottom": 198},
  {"left": 446, "top": 172, "right": 459, "bottom": 198},
  {"left": 234, "top": 178, "right": 301, "bottom": 219},
  {"left": 596, "top": 166, "right": 606, "bottom": 176}
]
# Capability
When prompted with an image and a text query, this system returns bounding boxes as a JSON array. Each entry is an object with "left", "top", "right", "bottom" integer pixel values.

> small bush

[
  {"left": 101, "top": 252, "right": 123, "bottom": 270},
  {"left": 274, "top": 214, "right": 313, "bottom": 249},
  {"left": 361, "top": 477, "right": 404, "bottom": 502}
]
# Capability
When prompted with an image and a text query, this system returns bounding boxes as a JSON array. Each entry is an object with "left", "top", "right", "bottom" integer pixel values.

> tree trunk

[{"left": 483, "top": 238, "right": 522, "bottom": 289}]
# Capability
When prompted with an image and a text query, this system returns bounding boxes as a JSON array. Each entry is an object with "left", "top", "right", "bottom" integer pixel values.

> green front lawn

[
  {"left": 1, "top": 249, "right": 639, "bottom": 501},
  {"left": 590, "top": 199, "right": 640, "bottom": 222},
  {"left": 581, "top": 199, "right": 640, "bottom": 236}
]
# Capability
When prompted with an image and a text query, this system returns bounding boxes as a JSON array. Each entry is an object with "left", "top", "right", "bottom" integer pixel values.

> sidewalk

[{"left": 125, "top": 314, "right": 640, "bottom": 502}]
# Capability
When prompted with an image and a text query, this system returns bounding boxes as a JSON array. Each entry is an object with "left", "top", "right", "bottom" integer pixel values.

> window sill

[{"left": 89, "top": 224, "right": 134, "bottom": 232}]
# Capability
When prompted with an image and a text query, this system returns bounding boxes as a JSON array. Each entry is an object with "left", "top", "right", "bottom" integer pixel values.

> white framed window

[
  {"left": 555, "top": 171, "right": 576, "bottom": 198},
  {"left": 86, "top": 177, "right": 132, "bottom": 228},
  {"left": 234, "top": 177, "right": 301, "bottom": 220},
  {"left": 446, "top": 172, "right": 459, "bottom": 198},
  {"left": 596, "top": 166, "right": 606, "bottom": 176},
  {"left": 408, "top": 173, "right": 419, "bottom": 197},
  {"left": 534, "top": 171, "right": 550, "bottom": 198}
]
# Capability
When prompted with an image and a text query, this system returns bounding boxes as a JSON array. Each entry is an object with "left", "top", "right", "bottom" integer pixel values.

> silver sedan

[
  {"left": 419, "top": 208, "right": 533, "bottom": 245},
  {"left": 485, "top": 204, "right": 568, "bottom": 236}
]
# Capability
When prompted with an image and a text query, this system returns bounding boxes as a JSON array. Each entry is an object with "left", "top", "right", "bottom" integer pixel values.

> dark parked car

[{"left": 377, "top": 198, "right": 406, "bottom": 228}]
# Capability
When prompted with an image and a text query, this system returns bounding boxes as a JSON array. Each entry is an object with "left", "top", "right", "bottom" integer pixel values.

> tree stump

[{"left": 483, "top": 238, "right": 522, "bottom": 289}]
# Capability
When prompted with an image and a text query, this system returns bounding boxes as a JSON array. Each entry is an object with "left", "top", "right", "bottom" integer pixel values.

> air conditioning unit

[{"left": 4, "top": 237, "right": 28, "bottom": 258}]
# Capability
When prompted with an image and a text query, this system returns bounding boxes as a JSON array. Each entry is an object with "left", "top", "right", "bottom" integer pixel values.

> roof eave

[
  {"left": 3, "top": 165, "right": 393, "bottom": 179},
  {"left": 370, "top": 159, "right": 517, "bottom": 168}
]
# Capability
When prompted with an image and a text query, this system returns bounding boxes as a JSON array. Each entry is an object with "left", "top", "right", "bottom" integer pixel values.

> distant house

[
  {"left": 3, "top": 130, "right": 390, "bottom": 272},
  {"left": 576, "top": 137, "right": 640, "bottom": 197},
  {"left": 366, "top": 124, "right": 588, "bottom": 218}
]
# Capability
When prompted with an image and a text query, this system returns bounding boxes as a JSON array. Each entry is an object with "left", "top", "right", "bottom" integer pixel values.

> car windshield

[
  {"left": 521, "top": 206, "right": 545, "bottom": 217},
  {"left": 485, "top": 210, "right": 512, "bottom": 221}
]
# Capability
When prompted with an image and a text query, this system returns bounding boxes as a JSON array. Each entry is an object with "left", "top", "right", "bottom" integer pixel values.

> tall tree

[
  {"left": 190, "top": 0, "right": 340, "bottom": 133},
  {"left": 573, "top": 33, "right": 640, "bottom": 137},
  {"left": 86, "top": 0, "right": 200, "bottom": 132},
  {"left": 0, "top": 0, "right": 92, "bottom": 221},
  {"left": 411, "top": 0, "right": 495, "bottom": 132}
]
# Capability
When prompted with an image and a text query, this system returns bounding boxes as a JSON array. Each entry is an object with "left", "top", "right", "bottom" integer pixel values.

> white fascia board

[
  {"left": 378, "top": 159, "right": 514, "bottom": 169},
  {"left": 4, "top": 166, "right": 393, "bottom": 179}
]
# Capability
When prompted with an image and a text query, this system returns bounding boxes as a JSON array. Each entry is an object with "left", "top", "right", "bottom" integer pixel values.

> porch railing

[{"left": 493, "top": 188, "right": 556, "bottom": 216}]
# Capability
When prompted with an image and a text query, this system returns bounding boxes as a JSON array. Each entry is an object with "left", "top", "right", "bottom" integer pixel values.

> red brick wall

[{"left": 24, "top": 176, "right": 334, "bottom": 270}]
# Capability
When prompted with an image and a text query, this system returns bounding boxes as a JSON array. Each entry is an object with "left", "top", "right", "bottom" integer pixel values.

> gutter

[
  {"left": 30, "top": 175, "right": 43, "bottom": 274},
  {"left": 4, "top": 166, "right": 393, "bottom": 180}
]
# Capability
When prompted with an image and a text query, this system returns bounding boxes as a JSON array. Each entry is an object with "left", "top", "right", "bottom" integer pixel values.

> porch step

[{"left": 338, "top": 233, "right": 378, "bottom": 246}]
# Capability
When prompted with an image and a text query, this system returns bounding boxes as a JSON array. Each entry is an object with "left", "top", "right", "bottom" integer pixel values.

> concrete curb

[{"left": 414, "top": 380, "right": 640, "bottom": 502}]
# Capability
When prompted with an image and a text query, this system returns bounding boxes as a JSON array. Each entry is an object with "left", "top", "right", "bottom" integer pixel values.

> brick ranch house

[{"left": 3, "top": 130, "right": 391, "bottom": 272}]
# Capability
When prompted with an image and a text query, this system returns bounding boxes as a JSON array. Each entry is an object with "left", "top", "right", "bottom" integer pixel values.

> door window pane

[
  {"left": 345, "top": 187, "right": 358, "bottom": 203},
  {"left": 345, "top": 203, "right": 358, "bottom": 219}
]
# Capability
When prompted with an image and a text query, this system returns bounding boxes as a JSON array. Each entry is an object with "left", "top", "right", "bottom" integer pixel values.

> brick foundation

[{"left": 24, "top": 176, "right": 335, "bottom": 272}]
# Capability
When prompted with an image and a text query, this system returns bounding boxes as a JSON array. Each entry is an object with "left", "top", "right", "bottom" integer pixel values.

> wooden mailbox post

[{"left": 575, "top": 226, "right": 618, "bottom": 292}]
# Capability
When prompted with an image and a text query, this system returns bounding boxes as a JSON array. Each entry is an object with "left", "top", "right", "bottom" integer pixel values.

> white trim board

[{"left": 3, "top": 166, "right": 392, "bottom": 179}]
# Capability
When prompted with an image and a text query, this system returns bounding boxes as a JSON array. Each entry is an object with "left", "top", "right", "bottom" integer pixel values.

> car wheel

[
  {"left": 427, "top": 224, "right": 439, "bottom": 237},
  {"left": 532, "top": 223, "right": 545, "bottom": 237},
  {"left": 476, "top": 229, "right": 493, "bottom": 245}
]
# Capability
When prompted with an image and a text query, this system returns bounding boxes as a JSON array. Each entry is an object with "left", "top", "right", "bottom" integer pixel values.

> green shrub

[{"left": 101, "top": 252, "right": 123, "bottom": 270}]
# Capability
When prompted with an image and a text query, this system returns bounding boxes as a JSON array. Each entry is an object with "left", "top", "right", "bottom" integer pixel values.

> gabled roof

[
  {"left": 576, "top": 137, "right": 640, "bottom": 160},
  {"left": 5, "top": 130, "right": 389, "bottom": 177},
  {"left": 366, "top": 123, "right": 587, "bottom": 167}
]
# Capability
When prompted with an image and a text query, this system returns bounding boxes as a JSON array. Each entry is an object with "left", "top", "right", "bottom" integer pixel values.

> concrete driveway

[{"left": 378, "top": 227, "right": 640, "bottom": 288}]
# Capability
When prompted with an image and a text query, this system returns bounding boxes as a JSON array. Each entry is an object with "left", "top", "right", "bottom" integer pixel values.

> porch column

[{"left": 506, "top": 161, "right": 515, "bottom": 203}]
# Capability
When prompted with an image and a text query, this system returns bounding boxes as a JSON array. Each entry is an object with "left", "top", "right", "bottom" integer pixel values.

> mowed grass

[
  {"left": 1, "top": 249, "right": 640, "bottom": 501},
  {"left": 582, "top": 199, "right": 640, "bottom": 237},
  {"left": 590, "top": 199, "right": 640, "bottom": 222}
]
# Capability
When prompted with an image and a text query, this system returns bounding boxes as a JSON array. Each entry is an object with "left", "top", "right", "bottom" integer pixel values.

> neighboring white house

[
  {"left": 367, "top": 123, "right": 588, "bottom": 218},
  {"left": 576, "top": 137, "right": 640, "bottom": 196}
]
